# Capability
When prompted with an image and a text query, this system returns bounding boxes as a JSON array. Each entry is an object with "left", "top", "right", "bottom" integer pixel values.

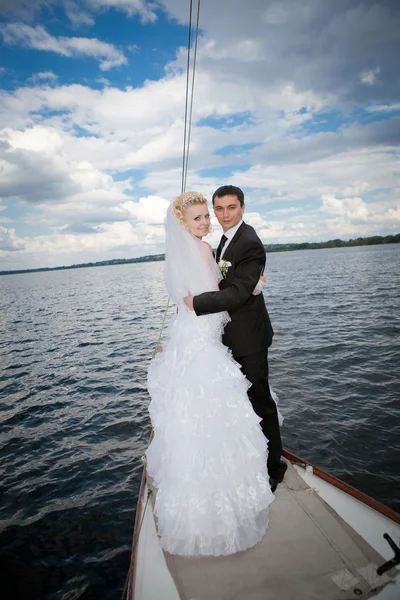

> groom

[{"left": 184, "top": 185, "right": 286, "bottom": 492}]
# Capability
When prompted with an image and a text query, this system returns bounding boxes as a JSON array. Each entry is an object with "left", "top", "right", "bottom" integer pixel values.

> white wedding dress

[{"left": 146, "top": 205, "right": 274, "bottom": 557}]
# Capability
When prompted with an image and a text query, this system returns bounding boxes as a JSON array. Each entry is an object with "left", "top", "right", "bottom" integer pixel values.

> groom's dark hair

[{"left": 212, "top": 185, "right": 245, "bottom": 206}]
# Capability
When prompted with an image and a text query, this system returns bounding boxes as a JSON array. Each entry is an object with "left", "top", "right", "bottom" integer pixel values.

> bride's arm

[
  {"left": 202, "top": 241, "right": 213, "bottom": 254},
  {"left": 192, "top": 239, "right": 265, "bottom": 314}
]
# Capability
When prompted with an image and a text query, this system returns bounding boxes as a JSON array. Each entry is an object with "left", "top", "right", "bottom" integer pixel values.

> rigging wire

[
  {"left": 181, "top": 0, "right": 201, "bottom": 194},
  {"left": 183, "top": 0, "right": 201, "bottom": 193},
  {"left": 181, "top": 0, "right": 193, "bottom": 194}
]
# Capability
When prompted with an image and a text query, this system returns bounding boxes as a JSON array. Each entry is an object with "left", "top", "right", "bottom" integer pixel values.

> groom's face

[{"left": 213, "top": 195, "right": 245, "bottom": 232}]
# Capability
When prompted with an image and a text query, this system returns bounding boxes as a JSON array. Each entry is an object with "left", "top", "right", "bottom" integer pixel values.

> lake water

[{"left": 1, "top": 244, "right": 399, "bottom": 600}]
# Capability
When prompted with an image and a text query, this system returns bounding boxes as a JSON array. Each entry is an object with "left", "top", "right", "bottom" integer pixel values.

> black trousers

[{"left": 235, "top": 349, "right": 283, "bottom": 479}]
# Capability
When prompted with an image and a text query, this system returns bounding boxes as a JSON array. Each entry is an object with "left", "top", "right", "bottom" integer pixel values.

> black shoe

[
  {"left": 269, "top": 460, "right": 287, "bottom": 492},
  {"left": 269, "top": 477, "right": 278, "bottom": 493},
  {"left": 276, "top": 459, "right": 287, "bottom": 483}
]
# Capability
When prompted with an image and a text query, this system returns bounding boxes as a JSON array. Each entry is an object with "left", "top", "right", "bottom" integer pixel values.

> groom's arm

[{"left": 193, "top": 241, "right": 265, "bottom": 315}]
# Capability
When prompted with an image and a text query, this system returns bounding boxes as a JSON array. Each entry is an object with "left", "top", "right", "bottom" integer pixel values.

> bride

[{"left": 146, "top": 191, "right": 274, "bottom": 557}]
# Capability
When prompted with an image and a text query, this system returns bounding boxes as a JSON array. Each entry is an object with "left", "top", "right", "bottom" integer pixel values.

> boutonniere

[{"left": 218, "top": 259, "right": 231, "bottom": 278}]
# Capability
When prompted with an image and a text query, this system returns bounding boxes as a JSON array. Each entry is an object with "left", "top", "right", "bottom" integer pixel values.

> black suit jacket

[{"left": 193, "top": 222, "right": 274, "bottom": 358}]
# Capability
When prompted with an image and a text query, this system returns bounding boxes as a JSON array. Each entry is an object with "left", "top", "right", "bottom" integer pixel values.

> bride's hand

[
  {"left": 184, "top": 292, "right": 194, "bottom": 311},
  {"left": 253, "top": 274, "right": 266, "bottom": 295}
]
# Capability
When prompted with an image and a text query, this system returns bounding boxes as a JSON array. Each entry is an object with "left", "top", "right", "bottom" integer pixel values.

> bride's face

[{"left": 183, "top": 203, "right": 211, "bottom": 238}]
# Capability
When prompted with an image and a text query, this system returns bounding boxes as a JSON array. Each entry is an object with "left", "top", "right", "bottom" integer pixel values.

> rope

[
  {"left": 152, "top": 298, "right": 170, "bottom": 357},
  {"left": 157, "top": 302, "right": 170, "bottom": 346}
]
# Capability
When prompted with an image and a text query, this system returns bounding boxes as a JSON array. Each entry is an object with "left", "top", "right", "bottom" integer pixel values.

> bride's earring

[{"left": 207, "top": 224, "right": 214, "bottom": 234}]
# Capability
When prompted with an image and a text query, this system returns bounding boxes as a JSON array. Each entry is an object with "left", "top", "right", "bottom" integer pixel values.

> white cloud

[
  {"left": 164, "top": 0, "right": 400, "bottom": 108},
  {"left": 63, "top": 0, "right": 95, "bottom": 27},
  {"left": 0, "top": 75, "right": 328, "bottom": 176},
  {"left": 0, "top": 202, "right": 169, "bottom": 268},
  {"left": 263, "top": 2, "right": 290, "bottom": 25},
  {"left": 122, "top": 196, "right": 169, "bottom": 224},
  {"left": 22, "top": 222, "right": 140, "bottom": 256},
  {"left": 0, "top": 23, "right": 127, "bottom": 70},
  {"left": 0, "top": 226, "right": 23, "bottom": 252},
  {"left": 367, "top": 103, "right": 400, "bottom": 113},
  {"left": 86, "top": 0, "right": 158, "bottom": 23},
  {"left": 360, "top": 67, "right": 380, "bottom": 85},
  {"left": 96, "top": 77, "right": 110, "bottom": 86},
  {"left": 0, "top": 140, "right": 80, "bottom": 204},
  {"left": 320, "top": 194, "right": 370, "bottom": 221},
  {"left": 1, "top": 77, "right": 185, "bottom": 135},
  {"left": 0, "top": 0, "right": 158, "bottom": 26},
  {"left": 0, "top": 73, "right": 398, "bottom": 240},
  {"left": 31, "top": 71, "right": 58, "bottom": 82},
  {"left": 0, "top": 0, "right": 48, "bottom": 21},
  {"left": 200, "top": 148, "right": 398, "bottom": 205}
]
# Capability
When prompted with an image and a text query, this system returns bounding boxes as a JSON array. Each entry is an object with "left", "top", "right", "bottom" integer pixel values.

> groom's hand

[{"left": 184, "top": 293, "right": 194, "bottom": 311}]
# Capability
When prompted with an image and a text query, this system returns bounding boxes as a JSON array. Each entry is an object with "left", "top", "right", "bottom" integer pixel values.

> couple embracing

[{"left": 146, "top": 185, "right": 286, "bottom": 557}]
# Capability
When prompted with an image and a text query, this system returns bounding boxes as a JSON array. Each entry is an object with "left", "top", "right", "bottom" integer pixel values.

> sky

[{"left": 0, "top": 0, "right": 399, "bottom": 270}]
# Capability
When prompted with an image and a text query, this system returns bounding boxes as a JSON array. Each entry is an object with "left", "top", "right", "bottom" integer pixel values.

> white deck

[
  {"left": 294, "top": 464, "right": 400, "bottom": 600},
  {"left": 132, "top": 462, "right": 400, "bottom": 600}
]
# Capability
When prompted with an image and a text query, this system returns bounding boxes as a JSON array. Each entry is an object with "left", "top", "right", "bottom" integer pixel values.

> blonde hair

[{"left": 172, "top": 191, "right": 208, "bottom": 227}]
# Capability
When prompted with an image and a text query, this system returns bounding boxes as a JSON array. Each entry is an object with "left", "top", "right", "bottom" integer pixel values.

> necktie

[{"left": 216, "top": 234, "right": 227, "bottom": 263}]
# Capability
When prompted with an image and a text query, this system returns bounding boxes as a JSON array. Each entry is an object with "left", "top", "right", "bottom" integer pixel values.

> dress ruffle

[{"left": 146, "top": 309, "right": 274, "bottom": 557}]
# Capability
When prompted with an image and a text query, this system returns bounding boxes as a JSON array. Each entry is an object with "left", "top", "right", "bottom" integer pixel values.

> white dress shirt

[{"left": 220, "top": 219, "right": 243, "bottom": 259}]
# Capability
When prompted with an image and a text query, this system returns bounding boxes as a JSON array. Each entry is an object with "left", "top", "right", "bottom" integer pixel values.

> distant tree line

[
  {"left": 263, "top": 233, "right": 400, "bottom": 253},
  {"left": 0, "top": 254, "right": 165, "bottom": 276},
  {"left": 1, "top": 234, "right": 398, "bottom": 276}
]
